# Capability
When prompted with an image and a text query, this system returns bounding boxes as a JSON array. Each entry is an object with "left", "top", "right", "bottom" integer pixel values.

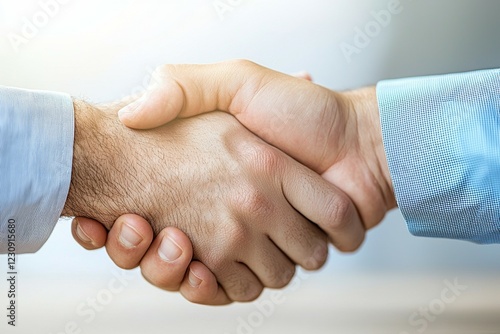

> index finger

[{"left": 281, "top": 159, "right": 365, "bottom": 252}]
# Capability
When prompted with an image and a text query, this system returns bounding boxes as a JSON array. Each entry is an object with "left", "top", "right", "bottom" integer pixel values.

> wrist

[
  {"left": 342, "top": 86, "right": 396, "bottom": 210},
  {"left": 61, "top": 100, "right": 123, "bottom": 228},
  {"left": 61, "top": 99, "right": 97, "bottom": 218}
]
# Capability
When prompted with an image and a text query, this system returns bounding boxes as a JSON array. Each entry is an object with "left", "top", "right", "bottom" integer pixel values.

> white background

[{"left": 1, "top": 0, "right": 499, "bottom": 333}]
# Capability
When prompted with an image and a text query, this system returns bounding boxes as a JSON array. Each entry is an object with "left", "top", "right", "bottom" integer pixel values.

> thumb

[
  {"left": 292, "top": 71, "right": 313, "bottom": 81},
  {"left": 118, "top": 61, "right": 248, "bottom": 129},
  {"left": 117, "top": 60, "right": 288, "bottom": 132},
  {"left": 116, "top": 61, "right": 338, "bottom": 172},
  {"left": 118, "top": 69, "right": 185, "bottom": 129}
]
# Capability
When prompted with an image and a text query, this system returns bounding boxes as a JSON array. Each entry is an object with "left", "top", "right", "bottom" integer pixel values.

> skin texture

[
  {"left": 118, "top": 61, "right": 395, "bottom": 229},
  {"left": 73, "top": 60, "right": 397, "bottom": 305},
  {"left": 64, "top": 98, "right": 363, "bottom": 302}
]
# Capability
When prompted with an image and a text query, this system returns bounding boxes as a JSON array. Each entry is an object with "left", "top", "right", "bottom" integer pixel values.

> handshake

[{"left": 65, "top": 60, "right": 396, "bottom": 305}]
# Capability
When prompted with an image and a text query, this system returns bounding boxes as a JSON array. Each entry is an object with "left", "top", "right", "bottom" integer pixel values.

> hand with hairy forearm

[
  {"left": 63, "top": 98, "right": 361, "bottom": 303},
  {"left": 73, "top": 61, "right": 397, "bottom": 305},
  {"left": 62, "top": 100, "right": 136, "bottom": 226}
]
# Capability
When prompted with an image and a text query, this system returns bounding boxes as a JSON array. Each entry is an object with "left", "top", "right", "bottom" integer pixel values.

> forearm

[
  {"left": 61, "top": 100, "right": 143, "bottom": 229},
  {"left": 62, "top": 99, "right": 103, "bottom": 218},
  {"left": 341, "top": 86, "right": 395, "bottom": 210}
]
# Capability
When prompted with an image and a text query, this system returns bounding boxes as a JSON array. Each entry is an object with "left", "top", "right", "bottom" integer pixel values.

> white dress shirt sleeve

[{"left": 0, "top": 86, "right": 74, "bottom": 253}]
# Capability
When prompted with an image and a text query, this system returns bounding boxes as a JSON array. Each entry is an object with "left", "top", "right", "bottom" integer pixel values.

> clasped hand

[{"left": 67, "top": 60, "right": 396, "bottom": 305}]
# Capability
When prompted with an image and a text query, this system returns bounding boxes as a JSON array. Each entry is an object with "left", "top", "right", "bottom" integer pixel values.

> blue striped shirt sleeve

[{"left": 377, "top": 69, "right": 500, "bottom": 244}]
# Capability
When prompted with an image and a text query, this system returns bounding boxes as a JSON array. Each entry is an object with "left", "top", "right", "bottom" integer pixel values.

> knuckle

[
  {"left": 257, "top": 256, "right": 296, "bottom": 289},
  {"left": 223, "top": 221, "right": 249, "bottom": 249},
  {"left": 227, "top": 279, "right": 263, "bottom": 302},
  {"left": 256, "top": 146, "right": 282, "bottom": 175},
  {"left": 155, "top": 64, "right": 188, "bottom": 84},
  {"left": 246, "top": 142, "right": 283, "bottom": 176},
  {"left": 301, "top": 242, "right": 328, "bottom": 271},
  {"left": 204, "top": 223, "right": 248, "bottom": 273},
  {"left": 335, "top": 233, "right": 365, "bottom": 253},
  {"left": 321, "top": 194, "right": 355, "bottom": 232},
  {"left": 269, "top": 265, "right": 295, "bottom": 289},
  {"left": 225, "top": 59, "right": 256, "bottom": 70},
  {"left": 205, "top": 256, "right": 229, "bottom": 277},
  {"left": 156, "top": 63, "right": 176, "bottom": 76},
  {"left": 233, "top": 185, "right": 274, "bottom": 220},
  {"left": 154, "top": 64, "right": 173, "bottom": 81},
  {"left": 233, "top": 136, "right": 284, "bottom": 177}
]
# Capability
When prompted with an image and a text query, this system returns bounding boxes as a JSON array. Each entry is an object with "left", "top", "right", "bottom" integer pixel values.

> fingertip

[
  {"left": 71, "top": 217, "right": 107, "bottom": 250},
  {"left": 139, "top": 227, "right": 194, "bottom": 291},
  {"left": 115, "top": 214, "right": 154, "bottom": 247},
  {"left": 118, "top": 104, "right": 174, "bottom": 130},
  {"left": 119, "top": 76, "right": 183, "bottom": 130},
  {"left": 105, "top": 214, "right": 154, "bottom": 269},
  {"left": 180, "top": 262, "right": 232, "bottom": 305},
  {"left": 332, "top": 230, "right": 365, "bottom": 253},
  {"left": 186, "top": 261, "right": 210, "bottom": 289},
  {"left": 118, "top": 98, "right": 146, "bottom": 129},
  {"left": 301, "top": 242, "right": 329, "bottom": 271},
  {"left": 292, "top": 71, "right": 313, "bottom": 81},
  {"left": 118, "top": 107, "right": 136, "bottom": 126},
  {"left": 159, "top": 227, "right": 194, "bottom": 260}
]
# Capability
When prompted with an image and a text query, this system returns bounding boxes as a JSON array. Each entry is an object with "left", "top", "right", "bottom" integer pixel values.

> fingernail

[
  {"left": 158, "top": 235, "right": 182, "bottom": 262},
  {"left": 188, "top": 269, "right": 202, "bottom": 288},
  {"left": 118, "top": 102, "right": 138, "bottom": 117},
  {"left": 75, "top": 220, "right": 93, "bottom": 245},
  {"left": 118, "top": 223, "right": 143, "bottom": 249},
  {"left": 119, "top": 95, "right": 145, "bottom": 117}
]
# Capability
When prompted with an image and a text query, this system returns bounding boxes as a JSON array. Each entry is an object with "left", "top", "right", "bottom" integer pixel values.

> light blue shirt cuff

[
  {"left": 0, "top": 86, "right": 74, "bottom": 253},
  {"left": 377, "top": 69, "right": 500, "bottom": 244}
]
